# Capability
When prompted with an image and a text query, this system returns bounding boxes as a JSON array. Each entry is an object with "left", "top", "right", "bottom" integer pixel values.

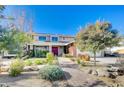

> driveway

[{"left": 90, "top": 57, "right": 117, "bottom": 65}]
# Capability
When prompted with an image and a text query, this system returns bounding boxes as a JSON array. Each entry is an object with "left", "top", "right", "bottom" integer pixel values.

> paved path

[{"left": 58, "top": 57, "right": 107, "bottom": 87}]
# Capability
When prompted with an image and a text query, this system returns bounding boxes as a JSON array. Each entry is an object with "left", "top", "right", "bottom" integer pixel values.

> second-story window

[
  {"left": 52, "top": 37, "right": 58, "bottom": 42},
  {"left": 39, "top": 36, "right": 46, "bottom": 42}
]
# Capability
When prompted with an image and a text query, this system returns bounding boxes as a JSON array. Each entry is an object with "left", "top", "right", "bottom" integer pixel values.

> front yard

[
  {"left": 0, "top": 71, "right": 67, "bottom": 87},
  {"left": 0, "top": 56, "right": 124, "bottom": 87}
]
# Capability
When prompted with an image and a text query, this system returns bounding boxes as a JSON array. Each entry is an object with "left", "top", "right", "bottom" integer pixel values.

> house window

[
  {"left": 39, "top": 36, "right": 46, "bottom": 41},
  {"left": 52, "top": 37, "right": 58, "bottom": 42}
]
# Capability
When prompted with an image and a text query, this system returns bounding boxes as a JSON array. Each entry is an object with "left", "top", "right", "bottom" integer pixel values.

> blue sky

[{"left": 3, "top": 5, "right": 124, "bottom": 35}]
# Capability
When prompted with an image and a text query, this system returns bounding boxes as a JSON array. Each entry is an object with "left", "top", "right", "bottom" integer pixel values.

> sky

[{"left": 2, "top": 5, "right": 124, "bottom": 36}]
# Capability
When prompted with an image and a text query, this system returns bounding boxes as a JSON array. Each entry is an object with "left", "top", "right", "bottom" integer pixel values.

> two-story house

[
  {"left": 27, "top": 33, "right": 77, "bottom": 56},
  {"left": 27, "top": 32, "right": 124, "bottom": 57}
]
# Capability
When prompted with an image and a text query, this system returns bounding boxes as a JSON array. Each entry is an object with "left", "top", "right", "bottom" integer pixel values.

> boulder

[
  {"left": 107, "top": 67, "right": 119, "bottom": 72},
  {"left": 109, "top": 72, "right": 117, "bottom": 79},
  {"left": 23, "top": 66, "right": 32, "bottom": 72},
  {"left": 52, "top": 81, "right": 68, "bottom": 87},
  {"left": 112, "top": 72, "right": 118, "bottom": 76},
  {"left": 37, "top": 65, "right": 46, "bottom": 69},
  {"left": 23, "top": 66, "right": 39, "bottom": 72},
  {"left": 31, "top": 66, "right": 39, "bottom": 71},
  {"left": 0, "top": 83, "right": 9, "bottom": 87},
  {"left": 97, "top": 69, "right": 109, "bottom": 77},
  {"left": 0, "top": 66, "right": 9, "bottom": 72},
  {"left": 88, "top": 69, "right": 93, "bottom": 74},
  {"left": 117, "top": 67, "right": 124, "bottom": 76},
  {"left": 91, "top": 70, "right": 98, "bottom": 76},
  {"left": 83, "top": 69, "right": 92, "bottom": 74},
  {"left": 107, "top": 66, "right": 124, "bottom": 76}
]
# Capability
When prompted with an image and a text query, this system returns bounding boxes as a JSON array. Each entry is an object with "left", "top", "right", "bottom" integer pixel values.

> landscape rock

[
  {"left": 109, "top": 72, "right": 117, "bottom": 79},
  {"left": 107, "top": 66, "right": 124, "bottom": 76},
  {"left": 23, "top": 66, "right": 39, "bottom": 72},
  {"left": 0, "top": 83, "right": 9, "bottom": 87},
  {"left": 52, "top": 81, "right": 68, "bottom": 87},
  {"left": 88, "top": 69, "right": 93, "bottom": 74},
  {"left": 83, "top": 69, "right": 92, "bottom": 74},
  {"left": 117, "top": 67, "right": 124, "bottom": 76},
  {"left": 23, "top": 66, "right": 32, "bottom": 72},
  {"left": 0, "top": 66, "right": 9, "bottom": 72},
  {"left": 31, "top": 66, "right": 39, "bottom": 71},
  {"left": 97, "top": 69, "right": 109, "bottom": 77},
  {"left": 107, "top": 67, "right": 119, "bottom": 72},
  {"left": 37, "top": 65, "right": 46, "bottom": 69},
  {"left": 91, "top": 70, "right": 98, "bottom": 76},
  {"left": 112, "top": 72, "right": 118, "bottom": 76}
]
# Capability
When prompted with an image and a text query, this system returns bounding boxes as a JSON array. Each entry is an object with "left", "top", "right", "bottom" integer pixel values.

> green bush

[
  {"left": 24, "top": 60, "right": 33, "bottom": 66},
  {"left": 76, "top": 59, "right": 87, "bottom": 66},
  {"left": 77, "top": 58, "right": 81, "bottom": 64},
  {"left": 39, "top": 65, "right": 64, "bottom": 81},
  {"left": 34, "top": 50, "right": 49, "bottom": 58},
  {"left": 29, "top": 50, "right": 34, "bottom": 57},
  {"left": 64, "top": 54, "right": 73, "bottom": 58},
  {"left": 34, "top": 59, "right": 43, "bottom": 65},
  {"left": 24, "top": 58, "right": 47, "bottom": 66},
  {"left": 46, "top": 52, "right": 55, "bottom": 64},
  {"left": 9, "top": 59, "right": 24, "bottom": 77}
]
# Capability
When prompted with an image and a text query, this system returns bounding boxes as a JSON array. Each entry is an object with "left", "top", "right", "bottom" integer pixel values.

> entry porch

[{"left": 27, "top": 42, "right": 76, "bottom": 57}]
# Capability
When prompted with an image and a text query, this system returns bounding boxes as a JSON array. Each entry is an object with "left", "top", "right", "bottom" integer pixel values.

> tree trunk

[{"left": 93, "top": 51, "right": 96, "bottom": 66}]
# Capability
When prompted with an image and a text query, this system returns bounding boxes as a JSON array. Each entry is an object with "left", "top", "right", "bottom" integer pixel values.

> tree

[
  {"left": 0, "top": 5, "right": 5, "bottom": 12},
  {"left": 0, "top": 27, "right": 32, "bottom": 58},
  {"left": 13, "top": 29, "right": 33, "bottom": 58},
  {"left": 0, "top": 6, "right": 14, "bottom": 20},
  {"left": 0, "top": 6, "right": 33, "bottom": 58},
  {"left": 76, "top": 20, "right": 121, "bottom": 65},
  {"left": 0, "top": 27, "right": 16, "bottom": 51}
]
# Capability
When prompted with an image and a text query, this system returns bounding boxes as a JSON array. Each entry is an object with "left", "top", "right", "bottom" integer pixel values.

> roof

[
  {"left": 31, "top": 32, "right": 75, "bottom": 38},
  {"left": 29, "top": 41, "right": 75, "bottom": 46}
]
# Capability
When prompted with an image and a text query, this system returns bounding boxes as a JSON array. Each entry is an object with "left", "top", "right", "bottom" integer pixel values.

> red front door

[{"left": 52, "top": 47, "right": 58, "bottom": 56}]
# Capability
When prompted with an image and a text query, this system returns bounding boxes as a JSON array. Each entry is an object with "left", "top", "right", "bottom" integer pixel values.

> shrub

[
  {"left": 29, "top": 50, "right": 34, "bottom": 57},
  {"left": 80, "top": 61, "right": 87, "bottom": 66},
  {"left": 78, "top": 54, "right": 90, "bottom": 61},
  {"left": 9, "top": 59, "right": 24, "bottom": 77},
  {"left": 71, "top": 58, "right": 76, "bottom": 62},
  {"left": 39, "top": 65, "right": 64, "bottom": 81},
  {"left": 34, "top": 59, "right": 43, "bottom": 65},
  {"left": 24, "top": 60, "right": 33, "bottom": 66},
  {"left": 64, "top": 54, "right": 73, "bottom": 58},
  {"left": 77, "top": 58, "right": 81, "bottom": 64},
  {"left": 76, "top": 58, "right": 88, "bottom": 66},
  {"left": 34, "top": 50, "right": 49, "bottom": 58},
  {"left": 46, "top": 52, "right": 55, "bottom": 64},
  {"left": 42, "top": 50, "right": 49, "bottom": 57}
]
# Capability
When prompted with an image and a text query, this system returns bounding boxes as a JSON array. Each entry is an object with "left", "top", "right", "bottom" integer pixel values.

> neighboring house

[{"left": 28, "top": 33, "right": 77, "bottom": 56}]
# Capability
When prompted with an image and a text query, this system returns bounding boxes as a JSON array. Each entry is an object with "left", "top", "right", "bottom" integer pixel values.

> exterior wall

[
  {"left": 32, "top": 33, "right": 75, "bottom": 43},
  {"left": 68, "top": 43, "right": 77, "bottom": 56}
]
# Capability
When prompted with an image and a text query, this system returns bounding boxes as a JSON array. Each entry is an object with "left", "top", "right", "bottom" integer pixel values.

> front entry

[{"left": 52, "top": 47, "right": 58, "bottom": 56}]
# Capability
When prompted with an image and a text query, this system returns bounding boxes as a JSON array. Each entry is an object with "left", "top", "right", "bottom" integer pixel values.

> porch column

[{"left": 49, "top": 45, "right": 52, "bottom": 53}]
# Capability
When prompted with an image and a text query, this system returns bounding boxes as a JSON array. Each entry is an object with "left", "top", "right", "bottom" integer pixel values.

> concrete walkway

[{"left": 58, "top": 57, "right": 107, "bottom": 87}]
